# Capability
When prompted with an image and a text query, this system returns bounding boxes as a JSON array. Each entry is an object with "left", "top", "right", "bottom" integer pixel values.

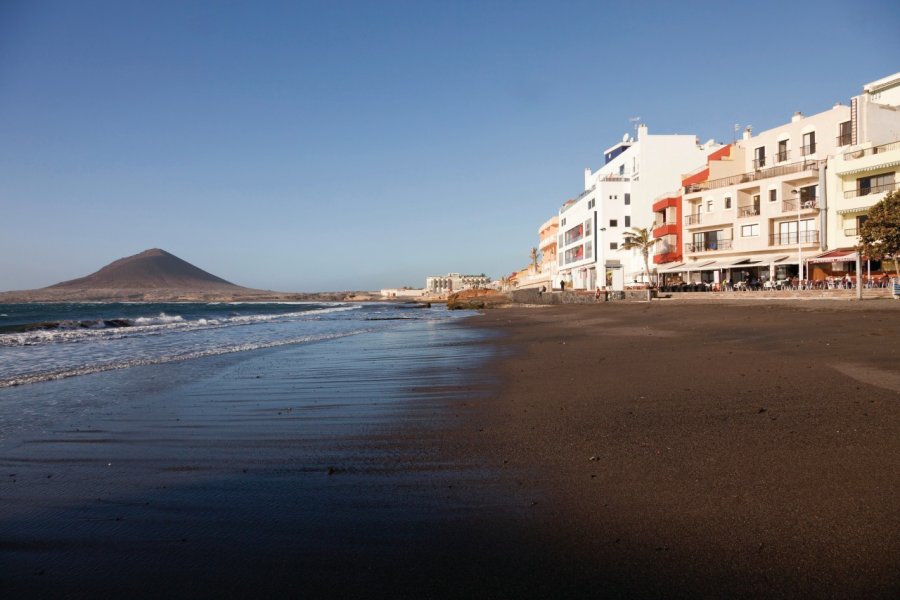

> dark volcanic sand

[{"left": 1, "top": 300, "right": 899, "bottom": 599}]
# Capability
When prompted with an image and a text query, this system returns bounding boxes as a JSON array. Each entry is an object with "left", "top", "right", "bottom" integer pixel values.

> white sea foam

[
  {"left": 0, "top": 304, "right": 361, "bottom": 348},
  {"left": 0, "top": 328, "right": 373, "bottom": 389}
]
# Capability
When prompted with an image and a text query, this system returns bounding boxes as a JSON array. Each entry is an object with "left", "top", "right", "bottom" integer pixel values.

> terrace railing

[
  {"left": 782, "top": 196, "right": 820, "bottom": 211},
  {"left": 738, "top": 206, "right": 760, "bottom": 218},
  {"left": 684, "top": 213, "right": 702, "bottom": 225},
  {"left": 843, "top": 139, "right": 900, "bottom": 160},
  {"left": 686, "top": 159, "right": 820, "bottom": 192},
  {"left": 769, "top": 230, "right": 819, "bottom": 246},
  {"left": 684, "top": 239, "right": 732, "bottom": 253},
  {"left": 843, "top": 180, "right": 899, "bottom": 199},
  {"left": 800, "top": 143, "right": 817, "bottom": 156}
]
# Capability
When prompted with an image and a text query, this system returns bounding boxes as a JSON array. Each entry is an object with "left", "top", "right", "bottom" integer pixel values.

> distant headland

[{"left": 0, "top": 249, "right": 375, "bottom": 303}]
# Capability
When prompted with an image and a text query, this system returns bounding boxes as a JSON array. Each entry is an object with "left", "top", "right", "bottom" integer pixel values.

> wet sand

[
  {"left": 1, "top": 300, "right": 899, "bottom": 598},
  {"left": 447, "top": 300, "right": 900, "bottom": 598}
]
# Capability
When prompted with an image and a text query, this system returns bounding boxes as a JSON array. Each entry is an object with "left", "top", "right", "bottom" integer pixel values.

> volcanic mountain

[
  {"left": 0, "top": 249, "right": 281, "bottom": 302},
  {"left": 49, "top": 248, "right": 241, "bottom": 292}
]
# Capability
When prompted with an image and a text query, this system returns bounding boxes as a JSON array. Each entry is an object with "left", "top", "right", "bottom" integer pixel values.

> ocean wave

[
  {"left": 0, "top": 328, "right": 373, "bottom": 389},
  {"left": 0, "top": 304, "right": 361, "bottom": 347}
]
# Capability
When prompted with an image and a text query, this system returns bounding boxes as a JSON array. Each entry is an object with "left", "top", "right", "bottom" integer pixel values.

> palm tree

[
  {"left": 620, "top": 227, "right": 657, "bottom": 287},
  {"left": 529, "top": 247, "right": 540, "bottom": 273}
]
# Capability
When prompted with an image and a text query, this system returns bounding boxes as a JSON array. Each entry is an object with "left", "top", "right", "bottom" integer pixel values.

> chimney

[
  {"left": 742, "top": 126, "right": 752, "bottom": 141},
  {"left": 638, "top": 123, "right": 648, "bottom": 140},
  {"left": 791, "top": 111, "right": 803, "bottom": 122}
]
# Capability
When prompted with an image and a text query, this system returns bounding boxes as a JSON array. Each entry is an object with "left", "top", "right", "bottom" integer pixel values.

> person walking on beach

[{"left": 560, "top": 280, "right": 565, "bottom": 292}]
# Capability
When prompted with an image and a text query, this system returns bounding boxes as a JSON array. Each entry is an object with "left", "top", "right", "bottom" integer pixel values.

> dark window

[
  {"left": 624, "top": 216, "right": 631, "bottom": 227},
  {"left": 777, "top": 139, "right": 788, "bottom": 162},
  {"left": 754, "top": 146, "right": 766, "bottom": 168},
  {"left": 609, "top": 219, "right": 618, "bottom": 227},
  {"left": 609, "top": 242, "right": 618, "bottom": 250},
  {"left": 802, "top": 131, "right": 816, "bottom": 155},
  {"left": 769, "top": 189, "right": 777, "bottom": 203},
  {"left": 725, "top": 197, "right": 732, "bottom": 209},
  {"left": 838, "top": 121, "right": 851, "bottom": 146},
  {"left": 624, "top": 193, "right": 631, "bottom": 205}
]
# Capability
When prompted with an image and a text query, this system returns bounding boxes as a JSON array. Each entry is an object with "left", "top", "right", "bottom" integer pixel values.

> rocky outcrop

[{"left": 446, "top": 289, "right": 510, "bottom": 310}]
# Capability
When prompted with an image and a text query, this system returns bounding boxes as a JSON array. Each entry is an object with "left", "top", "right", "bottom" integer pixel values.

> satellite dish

[{"left": 622, "top": 133, "right": 629, "bottom": 143}]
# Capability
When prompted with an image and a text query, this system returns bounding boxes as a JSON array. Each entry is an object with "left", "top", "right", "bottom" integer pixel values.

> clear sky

[{"left": 1, "top": 0, "right": 898, "bottom": 292}]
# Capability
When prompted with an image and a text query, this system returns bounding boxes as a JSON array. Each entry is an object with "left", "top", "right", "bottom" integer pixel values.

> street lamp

[{"left": 792, "top": 189, "right": 802, "bottom": 286}]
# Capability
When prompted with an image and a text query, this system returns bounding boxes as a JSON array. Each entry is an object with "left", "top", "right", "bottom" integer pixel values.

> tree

[
  {"left": 858, "top": 190, "right": 900, "bottom": 280},
  {"left": 620, "top": 227, "right": 657, "bottom": 286},
  {"left": 529, "top": 247, "right": 540, "bottom": 273}
]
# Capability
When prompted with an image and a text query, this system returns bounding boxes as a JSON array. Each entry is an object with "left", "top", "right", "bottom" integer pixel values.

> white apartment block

[
  {"left": 823, "top": 72, "right": 900, "bottom": 277},
  {"left": 679, "top": 103, "right": 850, "bottom": 284},
  {"left": 557, "top": 125, "right": 717, "bottom": 290},
  {"left": 425, "top": 272, "right": 490, "bottom": 294},
  {"left": 675, "top": 71, "right": 900, "bottom": 285}
]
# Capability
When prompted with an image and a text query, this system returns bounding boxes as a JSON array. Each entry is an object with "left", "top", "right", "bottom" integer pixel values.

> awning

[
  {"left": 690, "top": 260, "right": 733, "bottom": 271},
  {"left": 807, "top": 248, "right": 858, "bottom": 264},
  {"left": 836, "top": 206, "right": 870, "bottom": 215},
  {"left": 683, "top": 260, "right": 715, "bottom": 271},
  {"left": 657, "top": 262, "right": 686, "bottom": 273},
  {"left": 836, "top": 159, "right": 900, "bottom": 176}
]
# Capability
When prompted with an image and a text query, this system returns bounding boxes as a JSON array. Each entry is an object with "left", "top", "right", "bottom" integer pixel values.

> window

[
  {"left": 619, "top": 165, "right": 625, "bottom": 175},
  {"left": 769, "top": 189, "right": 777, "bottom": 203},
  {"left": 609, "top": 242, "right": 618, "bottom": 250},
  {"left": 707, "top": 200, "right": 713, "bottom": 212},
  {"left": 741, "top": 224, "right": 759, "bottom": 237},
  {"left": 725, "top": 197, "right": 732, "bottom": 209},
  {"left": 754, "top": 146, "right": 766, "bottom": 169},
  {"left": 564, "top": 224, "right": 584, "bottom": 245},
  {"left": 778, "top": 219, "right": 815, "bottom": 244},
  {"left": 624, "top": 216, "right": 631, "bottom": 227},
  {"left": 564, "top": 245, "right": 584, "bottom": 264},
  {"left": 585, "top": 241, "right": 593, "bottom": 259},
  {"left": 624, "top": 193, "right": 631, "bottom": 205},
  {"left": 753, "top": 194, "right": 761, "bottom": 213},
  {"left": 587, "top": 199, "right": 595, "bottom": 209},
  {"left": 802, "top": 131, "right": 816, "bottom": 155},
  {"left": 838, "top": 121, "right": 851, "bottom": 146},
  {"left": 857, "top": 172, "right": 895, "bottom": 195},
  {"left": 561, "top": 218, "right": 566, "bottom": 226},
  {"left": 609, "top": 219, "right": 618, "bottom": 227},
  {"left": 584, "top": 219, "right": 592, "bottom": 236},
  {"left": 777, "top": 139, "right": 788, "bottom": 162}
]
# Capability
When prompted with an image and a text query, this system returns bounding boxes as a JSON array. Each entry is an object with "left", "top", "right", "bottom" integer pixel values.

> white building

[
  {"left": 425, "top": 272, "right": 490, "bottom": 294},
  {"left": 556, "top": 125, "right": 718, "bottom": 290},
  {"left": 821, "top": 72, "right": 900, "bottom": 279}
]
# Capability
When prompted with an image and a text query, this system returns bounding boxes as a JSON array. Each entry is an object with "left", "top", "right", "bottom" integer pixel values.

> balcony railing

[
  {"left": 684, "top": 159, "right": 820, "bottom": 192},
  {"left": 843, "top": 139, "right": 900, "bottom": 160},
  {"left": 684, "top": 239, "right": 732, "bottom": 253},
  {"left": 769, "top": 230, "right": 820, "bottom": 246},
  {"left": 775, "top": 149, "right": 790, "bottom": 162},
  {"left": 752, "top": 157, "right": 766, "bottom": 169},
  {"left": 843, "top": 180, "right": 899, "bottom": 199},
  {"left": 844, "top": 228, "right": 858, "bottom": 236},
  {"left": 684, "top": 213, "right": 702, "bottom": 225},
  {"left": 836, "top": 134, "right": 852, "bottom": 146},
  {"left": 800, "top": 143, "right": 816, "bottom": 156},
  {"left": 782, "top": 196, "right": 820, "bottom": 211},
  {"left": 738, "top": 206, "right": 760, "bottom": 218},
  {"left": 654, "top": 243, "right": 675, "bottom": 256}
]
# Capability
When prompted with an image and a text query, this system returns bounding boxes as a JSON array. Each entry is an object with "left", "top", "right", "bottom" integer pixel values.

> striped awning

[
  {"left": 836, "top": 206, "right": 871, "bottom": 215},
  {"left": 808, "top": 248, "right": 858, "bottom": 264},
  {"left": 836, "top": 159, "right": 900, "bottom": 176}
]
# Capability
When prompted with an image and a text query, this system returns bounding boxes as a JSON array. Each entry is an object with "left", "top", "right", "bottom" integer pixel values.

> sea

[
  {"left": 0, "top": 301, "right": 516, "bottom": 596},
  {"left": 0, "top": 301, "right": 481, "bottom": 389}
]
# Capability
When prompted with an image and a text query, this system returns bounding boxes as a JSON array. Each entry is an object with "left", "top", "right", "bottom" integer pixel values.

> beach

[{"left": 1, "top": 300, "right": 899, "bottom": 598}]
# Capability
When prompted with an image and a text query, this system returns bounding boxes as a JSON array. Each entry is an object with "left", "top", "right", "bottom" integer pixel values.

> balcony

[
  {"left": 843, "top": 139, "right": 900, "bottom": 160},
  {"left": 653, "top": 223, "right": 677, "bottom": 238},
  {"left": 684, "top": 214, "right": 702, "bottom": 226},
  {"left": 800, "top": 143, "right": 816, "bottom": 156},
  {"left": 752, "top": 157, "right": 767, "bottom": 169},
  {"left": 775, "top": 149, "right": 790, "bottom": 162},
  {"left": 843, "top": 180, "right": 899, "bottom": 199},
  {"left": 844, "top": 228, "right": 858, "bottom": 236},
  {"left": 539, "top": 235, "right": 556, "bottom": 250},
  {"left": 685, "top": 159, "right": 820, "bottom": 192},
  {"left": 769, "top": 230, "right": 819, "bottom": 246},
  {"left": 654, "top": 243, "right": 676, "bottom": 256},
  {"left": 684, "top": 239, "right": 732, "bottom": 253},
  {"left": 738, "top": 206, "right": 760, "bottom": 218},
  {"left": 836, "top": 134, "right": 852, "bottom": 146},
  {"left": 782, "top": 196, "right": 820, "bottom": 211}
]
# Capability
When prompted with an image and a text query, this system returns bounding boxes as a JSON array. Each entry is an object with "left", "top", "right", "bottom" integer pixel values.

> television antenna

[{"left": 629, "top": 116, "right": 641, "bottom": 133}]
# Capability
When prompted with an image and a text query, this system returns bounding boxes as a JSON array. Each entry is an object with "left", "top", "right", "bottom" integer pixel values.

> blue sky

[{"left": 1, "top": 0, "right": 898, "bottom": 292}]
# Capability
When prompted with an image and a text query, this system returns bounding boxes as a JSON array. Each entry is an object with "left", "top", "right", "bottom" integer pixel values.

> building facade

[
  {"left": 556, "top": 125, "right": 719, "bottom": 290},
  {"left": 425, "top": 272, "right": 490, "bottom": 294}
]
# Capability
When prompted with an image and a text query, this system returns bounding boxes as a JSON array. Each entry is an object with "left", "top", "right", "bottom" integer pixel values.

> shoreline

[{"left": 446, "top": 302, "right": 900, "bottom": 597}]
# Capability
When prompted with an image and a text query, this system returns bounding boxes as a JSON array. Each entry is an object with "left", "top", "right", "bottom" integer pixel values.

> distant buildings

[{"left": 425, "top": 272, "right": 490, "bottom": 294}]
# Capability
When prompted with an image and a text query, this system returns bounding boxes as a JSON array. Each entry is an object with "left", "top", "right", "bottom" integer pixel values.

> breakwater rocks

[{"left": 446, "top": 289, "right": 510, "bottom": 310}]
